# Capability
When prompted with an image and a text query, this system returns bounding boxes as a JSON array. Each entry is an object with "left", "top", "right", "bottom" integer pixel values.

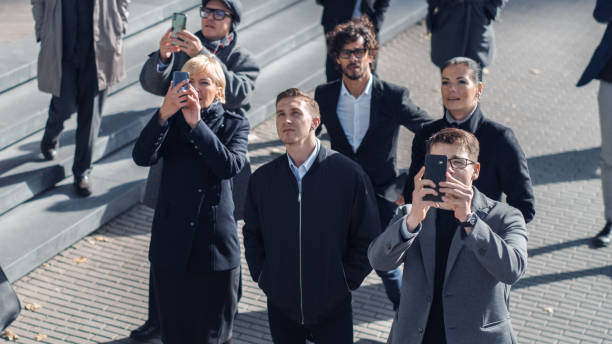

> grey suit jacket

[{"left": 368, "top": 188, "right": 527, "bottom": 344}]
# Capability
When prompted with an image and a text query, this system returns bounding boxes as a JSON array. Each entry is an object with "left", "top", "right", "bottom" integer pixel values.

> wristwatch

[{"left": 459, "top": 212, "right": 477, "bottom": 228}]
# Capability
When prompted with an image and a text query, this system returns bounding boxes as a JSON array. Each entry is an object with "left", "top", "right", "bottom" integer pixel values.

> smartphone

[
  {"left": 422, "top": 154, "right": 447, "bottom": 202},
  {"left": 172, "top": 71, "right": 190, "bottom": 92},
  {"left": 171, "top": 12, "right": 187, "bottom": 39}
]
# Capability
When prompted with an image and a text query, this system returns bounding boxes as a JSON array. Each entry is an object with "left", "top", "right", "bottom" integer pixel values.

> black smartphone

[
  {"left": 422, "top": 154, "right": 447, "bottom": 202},
  {"left": 172, "top": 71, "right": 190, "bottom": 92},
  {"left": 171, "top": 12, "right": 187, "bottom": 39}
]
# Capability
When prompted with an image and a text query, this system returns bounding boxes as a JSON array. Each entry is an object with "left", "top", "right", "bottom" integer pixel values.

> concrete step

[
  {"left": 0, "top": 0, "right": 427, "bottom": 284},
  {"left": 0, "top": 0, "right": 316, "bottom": 151},
  {"left": 0, "top": 0, "right": 199, "bottom": 94},
  {"left": 0, "top": 143, "right": 148, "bottom": 283},
  {"left": 0, "top": 82, "right": 158, "bottom": 216},
  {"left": 0, "top": 0, "right": 302, "bottom": 95}
]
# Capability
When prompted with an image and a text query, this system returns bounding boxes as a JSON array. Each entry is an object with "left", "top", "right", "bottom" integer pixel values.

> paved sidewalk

[{"left": 3, "top": 0, "right": 612, "bottom": 343}]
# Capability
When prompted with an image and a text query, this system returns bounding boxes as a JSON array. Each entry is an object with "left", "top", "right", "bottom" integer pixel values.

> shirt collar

[
  {"left": 340, "top": 74, "right": 373, "bottom": 99},
  {"left": 445, "top": 104, "right": 478, "bottom": 125},
  {"left": 287, "top": 139, "right": 320, "bottom": 178}
]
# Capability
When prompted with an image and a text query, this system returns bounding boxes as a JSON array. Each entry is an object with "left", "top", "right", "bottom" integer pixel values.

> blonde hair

[{"left": 181, "top": 55, "right": 226, "bottom": 103}]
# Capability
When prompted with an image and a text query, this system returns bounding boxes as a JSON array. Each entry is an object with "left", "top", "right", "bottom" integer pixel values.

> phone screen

[
  {"left": 422, "top": 154, "right": 447, "bottom": 202},
  {"left": 172, "top": 71, "right": 190, "bottom": 92},
  {"left": 171, "top": 13, "right": 187, "bottom": 39}
]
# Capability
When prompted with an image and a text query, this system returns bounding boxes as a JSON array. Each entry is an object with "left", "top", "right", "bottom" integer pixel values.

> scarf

[{"left": 202, "top": 32, "right": 235, "bottom": 55}]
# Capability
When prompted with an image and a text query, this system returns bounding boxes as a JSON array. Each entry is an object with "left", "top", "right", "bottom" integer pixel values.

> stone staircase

[{"left": 0, "top": 0, "right": 426, "bottom": 283}]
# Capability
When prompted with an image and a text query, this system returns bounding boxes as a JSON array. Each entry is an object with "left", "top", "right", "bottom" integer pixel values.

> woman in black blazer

[
  {"left": 132, "top": 55, "right": 249, "bottom": 344},
  {"left": 406, "top": 57, "right": 535, "bottom": 224}
]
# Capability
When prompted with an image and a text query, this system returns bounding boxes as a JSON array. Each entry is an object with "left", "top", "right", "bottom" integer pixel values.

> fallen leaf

[
  {"left": 42, "top": 262, "right": 49, "bottom": 267},
  {"left": 73, "top": 256, "right": 87, "bottom": 264},
  {"left": 25, "top": 303, "right": 43, "bottom": 311},
  {"left": 2, "top": 329, "right": 19, "bottom": 341},
  {"left": 94, "top": 236, "right": 109, "bottom": 242},
  {"left": 35, "top": 333, "right": 48, "bottom": 342},
  {"left": 543, "top": 306, "right": 554, "bottom": 315},
  {"left": 529, "top": 68, "right": 542, "bottom": 75}
]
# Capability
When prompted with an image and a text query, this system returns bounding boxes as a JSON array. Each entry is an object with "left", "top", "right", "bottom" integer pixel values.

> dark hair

[
  {"left": 326, "top": 16, "right": 379, "bottom": 61},
  {"left": 275, "top": 88, "right": 320, "bottom": 117},
  {"left": 441, "top": 57, "right": 482, "bottom": 83},
  {"left": 426, "top": 128, "right": 480, "bottom": 161}
]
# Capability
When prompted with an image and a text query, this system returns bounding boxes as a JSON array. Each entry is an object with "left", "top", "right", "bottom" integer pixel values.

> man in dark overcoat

[
  {"left": 426, "top": 0, "right": 508, "bottom": 69},
  {"left": 577, "top": 0, "right": 612, "bottom": 247}
]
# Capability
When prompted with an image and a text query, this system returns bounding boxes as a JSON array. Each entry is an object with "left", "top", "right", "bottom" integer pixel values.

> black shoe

[
  {"left": 40, "top": 141, "right": 58, "bottom": 161},
  {"left": 593, "top": 222, "right": 611, "bottom": 247},
  {"left": 73, "top": 175, "right": 92, "bottom": 197},
  {"left": 130, "top": 319, "right": 160, "bottom": 341}
]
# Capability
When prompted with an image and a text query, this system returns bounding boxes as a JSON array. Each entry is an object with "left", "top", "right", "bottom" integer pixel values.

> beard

[{"left": 341, "top": 63, "right": 365, "bottom": 80}]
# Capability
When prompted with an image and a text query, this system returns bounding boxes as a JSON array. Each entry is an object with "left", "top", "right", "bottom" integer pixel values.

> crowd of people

[{"left": 26, "top": 0, "right": 612, "bottom": 343}]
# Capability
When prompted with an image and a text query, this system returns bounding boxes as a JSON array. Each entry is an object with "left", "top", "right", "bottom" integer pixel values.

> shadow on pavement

[
  {"left": 515, "top": 265, "right": 612, "bottom": 290},
  {"left": 98, "top": 337, "right": 161, "bottom": 344},
  {"left": 528, "top": 147, "right": 600, "bottom": 186},
  {"left": 528, "top": 237, "right": 592, "bottom": 257}
]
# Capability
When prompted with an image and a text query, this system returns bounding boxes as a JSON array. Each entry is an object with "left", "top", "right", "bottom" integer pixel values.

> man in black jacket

[
  {"left": 316, "top": 0, "right": 390, "bottom": 81},
  {"left": 314, "top": 18, "right": 432, "bottom": 311},
  {"left": 243, "top": 88, "right": 380, "bottom": 343}
]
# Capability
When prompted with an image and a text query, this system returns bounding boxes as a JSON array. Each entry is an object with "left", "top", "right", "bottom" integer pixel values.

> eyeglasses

[
  {"left": 339, "top": 48, "right": 367, "bottom": 59},
  {"left": 448, "top": 158, "right": 476, "bottom": 170},
  {"left": 200, "top": 7, "right": 233, "bottom": 20}
]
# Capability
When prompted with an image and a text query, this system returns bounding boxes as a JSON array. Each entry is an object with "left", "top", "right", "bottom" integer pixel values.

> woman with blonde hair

[{"left": 133, "top": 54, "right": 249, "bottom": 344}]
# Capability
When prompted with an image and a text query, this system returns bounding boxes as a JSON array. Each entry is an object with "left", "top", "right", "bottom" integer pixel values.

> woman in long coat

[
  {"left": 427, "top": 0, "right": 508, "bottom": 69},
  {"left": 132, "top": 55, "right": 249, "bottom": 344}
]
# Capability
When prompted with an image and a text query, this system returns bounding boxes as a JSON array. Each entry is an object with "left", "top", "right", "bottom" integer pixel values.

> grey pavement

[{"left": 2, "top": 0, "right": 612, "bottom": 343}]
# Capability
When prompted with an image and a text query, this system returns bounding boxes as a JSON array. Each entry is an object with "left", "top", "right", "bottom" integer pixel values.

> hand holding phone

[
  {"left": 422, "top": 154, "right": 447, "bottom": 202},
  {"left": 172, "top": 71, "right": 190, "bottom": 92},
  {"left": 171, "top": 13, "right": 187, "bottom": 40}
]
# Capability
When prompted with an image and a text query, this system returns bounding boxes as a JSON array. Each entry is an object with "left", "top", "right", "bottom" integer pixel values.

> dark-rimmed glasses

[
  {"left": 339, "top": 48, "right": 367, "bottom": 59},
  {"left": 448, "top": 157, "right": 476, "bottom": 170},
  {"left": 200, "top": 7, "right": 233, "bottom": 20}
]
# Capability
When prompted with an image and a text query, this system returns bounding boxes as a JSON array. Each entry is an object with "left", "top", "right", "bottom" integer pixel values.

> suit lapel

[
  {"left": 443, "top": 188, "right": 492, "bottom": 284},
  {"left": 356, "top": 77, "right": 382, "bottom": 153},
  {"left": 420, "top": 208, "right": 437, "bottom": 290}
]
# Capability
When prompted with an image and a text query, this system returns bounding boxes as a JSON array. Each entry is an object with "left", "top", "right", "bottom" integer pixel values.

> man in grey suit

[{"left": 368, "top": 128, "right": 527, "bottom": 344}]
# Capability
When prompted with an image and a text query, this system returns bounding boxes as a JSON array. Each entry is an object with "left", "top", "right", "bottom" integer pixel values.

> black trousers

[
  {"left": 267, "top": 295, "right": 353, "bottom": 344},
  {"left": 152, "top": 264, "right": 239, "bottom": 344},
  {"left": 42, "top": 57, "right": 106, "bottom": 177}
]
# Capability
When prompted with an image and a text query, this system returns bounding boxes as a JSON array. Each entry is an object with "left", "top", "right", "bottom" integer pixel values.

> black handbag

[{"left": 0, "top": 265, "right": 20, "bottom": 331}]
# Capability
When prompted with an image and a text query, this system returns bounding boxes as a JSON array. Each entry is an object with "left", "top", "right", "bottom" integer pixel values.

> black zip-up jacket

[{"left": 243, "top": 146, "right": 380, "bottom": 325}]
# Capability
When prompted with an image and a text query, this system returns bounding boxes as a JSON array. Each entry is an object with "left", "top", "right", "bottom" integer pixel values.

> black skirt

[{"left": 151, "top": 264, "right": 239, "bottom": 344}]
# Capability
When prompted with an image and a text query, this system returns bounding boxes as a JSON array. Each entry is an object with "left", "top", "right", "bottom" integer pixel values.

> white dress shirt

[
  {"left": 352, "top": 0, "right": 363, "bottom": 18},
  {"left": 337, "top": 76, "right": 373, "bottom": 152}
]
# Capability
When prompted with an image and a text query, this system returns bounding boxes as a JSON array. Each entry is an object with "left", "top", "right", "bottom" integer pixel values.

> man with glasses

[
  {"left": 314, "top": 17, "right": 432, "bottom": 312},
  {"left": 133, "top": 0, "right": 258, "bottom": 340},
  {"left": 369, "top": 127, "right": 527, "bottom": 344},
  {"left": 316, "top": 0, "right": 390, "bottom": 81}
]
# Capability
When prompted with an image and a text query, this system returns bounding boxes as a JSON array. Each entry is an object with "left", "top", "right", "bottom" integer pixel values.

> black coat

[
  {"left": 132, "top": 102, "right": 250, "bottom": 272},
  {"left": 404, "top": 105, "right": 536, "bottom": 223},
  {"left": 243, "top": 146, "right": 380, "bottom": 325},
  {"left": 317, "top": 0, "right": 390, "bottom": 33},
  {"left": 427, "top": 0, "right": 508, "bottom": 69},
  {"left": 577, "top": 0, "right": 612, "bottom": 87},
  {"left": 315, "top": 77, "right": 432, "bottom": 221}
]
